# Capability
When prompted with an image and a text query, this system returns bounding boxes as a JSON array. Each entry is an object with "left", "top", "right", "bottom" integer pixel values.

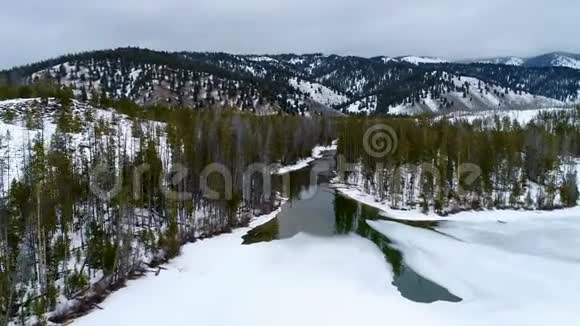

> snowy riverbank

[
  {"left": 333, "top": 180, "right": 580, "bottom": 222},
  {"left": 74, "top": 187, "right": 580, "bottom": 326},
  {"left": 70, "top": 148, "right": 580, "bottom": 326},
  {"left": 273, "top": 141, "right": 337, "bottom": 175}
]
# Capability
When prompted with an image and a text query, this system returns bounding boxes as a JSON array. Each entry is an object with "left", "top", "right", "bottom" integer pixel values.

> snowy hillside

[
  {"left": 289, "top": 78, "right": 349, "bottom": 107},
  {"left": 343, "top": 96, "right": 378, "bottom": 115},
  {"left": 0, "top": 98, "right": 166, "bottom": 190},
  {"left": 385, "top": 74, "right": 567, "bottom": 115},
  {"left": 445, "top": 107, "right": 574, "bottom": 125},
  {"left": 525, "top": 52, "right": 580, "bottom": 70},
  {"left": 477, "top": 56, "right": 525, "bottom": 66},
  {"left": 4, "top": 48, "right": 580, "bottom": 116},
  {"left": 550, "top": 54, "right": 580, "bottom": 69},
  {"left": 472, "top": 52, "right": 580, "bottom": 70},
  {"left": 399, "top": 56, "right": 448, "bottom": 65},
  {"left": 29, "top": 60, "right": 282, "bottom": 114}
]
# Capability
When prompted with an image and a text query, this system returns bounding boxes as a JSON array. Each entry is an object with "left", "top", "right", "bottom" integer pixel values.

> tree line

[
  {"left": 0, "top": 97, "right": 334, "bottom": 324},
  {"left": 336, "top": 110, "right": 580, "bottom": 214}
]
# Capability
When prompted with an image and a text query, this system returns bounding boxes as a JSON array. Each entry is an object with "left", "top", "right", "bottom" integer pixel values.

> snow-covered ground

[
  {"left": 369, "top": 218, "right": 580, "bottom": 326},
  {"left": 385, "top": 74, "right": 568, "bottom": 115},
  {"left": 550, "top": 54, "right": 580, "bottom": 70},
  {"left": 74, "top": 189, "right": 580, "bottom": 326},
  {"left": 289, "top": 78, "right": 349, "bottom": 107},
  {"left": 477, "top": 57, "right": 525, "bottom": 66},
  {"left": 399, "top": 56, "right": 448, "bottom": 65},
  {"left": 273, "top": 142, "right": 337, "bottom": 175},
  {"left": 445, "top": 107, "right": 573, "bottom": 125},
  {"left": 75, "top": 209, "right": 444, "bottom": 326},
  {"left": 344, "top": 96, "right": 377, "bottom": 115},
  {"left": 0, "top": 98, "right": 166, "bottom": 192},
  {"left": 1, "top": 98, "right": 171, "bottom": 321},
  {"left": 334, "top": 178, "right": 580, "bottom": 222}
]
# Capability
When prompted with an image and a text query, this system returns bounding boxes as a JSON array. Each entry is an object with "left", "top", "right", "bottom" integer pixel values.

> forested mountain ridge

[{"left": 1, "top": 48, "right": 579, "bottom": 116}]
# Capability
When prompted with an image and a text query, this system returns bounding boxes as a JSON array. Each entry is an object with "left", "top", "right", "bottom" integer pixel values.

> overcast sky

[{"left": 1, "top": 0, "right": 578, "bottom": 69}]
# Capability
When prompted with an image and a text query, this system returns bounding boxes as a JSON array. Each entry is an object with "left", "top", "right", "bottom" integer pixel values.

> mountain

[
  {"left": 475, "top": 56, "right": 525, "bottom": 66},
  {"left": 397, "top": 56, "right": 448, "bottom": 65},
  {"left": 1, "top": 48, "right": 579, "bottom": 116},
  {"left": 525, "top": 52, "right": 580, "bottom": 69},
  {"left": 463, "top": 52, "right": 580, "bottom": 70}
]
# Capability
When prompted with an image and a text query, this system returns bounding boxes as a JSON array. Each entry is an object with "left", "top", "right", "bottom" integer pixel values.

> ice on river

[
  {"left": 369, "top": 216, "right": 580, "bottom": 326},
  {"left": 75, "top": 208, "right": 580, "bottom": 326}
]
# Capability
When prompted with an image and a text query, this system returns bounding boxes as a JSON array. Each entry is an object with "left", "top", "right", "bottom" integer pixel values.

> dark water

[{"left": 243, "top": 151, "right": 461, "bottom": 304}]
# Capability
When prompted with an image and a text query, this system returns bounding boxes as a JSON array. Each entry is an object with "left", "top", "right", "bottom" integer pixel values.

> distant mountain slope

[
  {"left": 463, "top": 52, "right": 580, "bottom": 70},
  {"left": 525, "top": 52, "right": 580, "bottom": 70},
  {"left": 398, "top": 56, "right": 448, "bottom": 65},
  {"left": 1, "top": 48, "right": 578, "bottom": 116},
  {"left": 476, "top": 57, "right": 525, "bottom": 66}
]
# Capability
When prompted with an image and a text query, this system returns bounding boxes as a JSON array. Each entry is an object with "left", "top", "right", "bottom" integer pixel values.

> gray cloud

[{"left": 1, "top": 0, "right": 578, "bottom": 69}]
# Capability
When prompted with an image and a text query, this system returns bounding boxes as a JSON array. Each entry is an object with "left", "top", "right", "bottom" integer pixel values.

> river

[{"left": 243, "top": 150, "right": 461, "bottom": 303}]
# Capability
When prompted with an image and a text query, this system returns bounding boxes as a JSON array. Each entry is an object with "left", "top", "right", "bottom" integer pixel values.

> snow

[
  {"left": 368, "top": 218, "right": 580, "bottom": 325},
  {"left": 478, "top": 57, "right": 524, "bottom": 66},
  {"left": 503, "top": 57, "right": 525, "bottom": 66},
  {"left": 334, "top": 178, "right": 580, "bottom": 222},
  {"left": 344, "top": 96, "right": 377, "bottom": 114},
  {"left": 399, "top": 56, "right": 448, "bottom": 65},
  {"left": 446, "top": 107, "right": 573, "bottom": 125},
  {"left": 450, "top": 76, "right": 565, "bottom": 111},
  {"left": 437, "top": 218, "right": 580, "bottom": 263},
  {"left": 288, "top": 57, "right": 305, "bottom": 65},
  {"left": 386, "top": 103, "right": 421, "bottom": 115},
  {"left": 75, "top": 214, "right": 439, "bottom": 326},
  {"left": 312, "top": 141, "right": 338, "bottom": 159},
  {"left": 74, "top": 188, "right": 580, "bottom": 326},
  {"left": 0, "top": 99, "right": 59, "bottom": 190},
  {"left": 274, "top": 142, "right": 338, "bottom": 175},
  {"left": 126, "top": 68, "right": 143, "bottom": 96},
  {"left": 386, "top": 93, "right": 440, "bottom": 115},
  {"left": 247, "top": 56, "right": 278, "bottom": 63},
  {"left": 0, "top": 98, "right": 174, "bottom": 324},
  {"left": 379, "top": 57, "right": 398, "bottom": 64},
  {"left": 275, "top": 157, "right": 316, "bottom": 175},
  {"left": 551, "top": 54, "right": 580, "bottom": 70},
  {"left": 289, "top": 78, "right": 349, "bottom": 107},
  {"left": 384, "top": 74, "right": 565, "bottom": 115}
]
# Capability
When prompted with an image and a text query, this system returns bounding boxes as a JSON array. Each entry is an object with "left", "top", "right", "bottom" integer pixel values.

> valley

[
  {"left": 72, "top": 150, "right": 580, "bottom": 326},
  {"left": 1, "top": 48, "right": 580, "bottom": 325}
]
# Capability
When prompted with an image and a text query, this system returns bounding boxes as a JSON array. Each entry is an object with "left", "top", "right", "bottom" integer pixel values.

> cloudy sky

[{"left": 1, "top": 0, "right": 578, "bottom": 69}]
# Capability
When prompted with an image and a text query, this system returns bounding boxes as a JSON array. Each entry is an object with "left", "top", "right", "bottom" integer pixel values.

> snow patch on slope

[
  {"left": 344, "top": 96, "right": 378, "bottom": 115},
  {"left": 451, "top": 76, "right": 565, "bottom": 110},
  {"left": 551, "top": 54, "right": 580, "bottom": 70},
  {"left": 400, "top": 56, "right": 448, "bottom": 65},
  {"left": 247, "top": 56, "right": 278, "bottom": 63},
  {"left": 289, "top": 78, "right": 349, "bottom": 107},
  {"left": 273, "top": 141, "right": 338, "bottom": 175},
  {"left": 478, "top": 57, "right": 524, "bottom": 66},
  {"left": 446, "top": 107, "right": 574, "bottom": 125}
]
